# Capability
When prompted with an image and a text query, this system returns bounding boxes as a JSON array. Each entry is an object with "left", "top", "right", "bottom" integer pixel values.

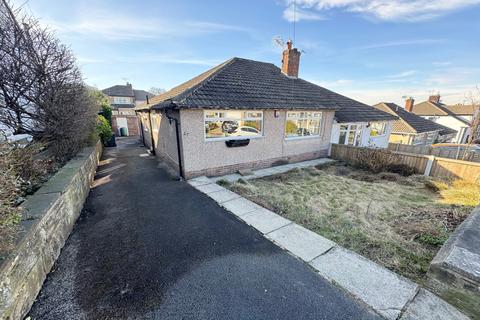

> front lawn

[{"left": 221, "top": 162, "right": 476, "bottom": 284}]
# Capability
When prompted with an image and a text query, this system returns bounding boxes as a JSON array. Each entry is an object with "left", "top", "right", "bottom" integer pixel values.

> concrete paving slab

[
  {"left": 207, "top": 189, "right": 241, "bottom": 204},
  {"left": 195, "top": 183, "right": 226, "bottom": 194},
  {"left": 215, "top": 174, "right": 242, "bottom": 183},
  {"left": 400, "top": 289, "right": 469, "bottom": 320},
  {"left": 240, "top": 208, "right": 292, "bottom": 234},
  {"left": 310, "top": 247, "right": 418, "bottom": 320},
  {"left": 221, "top": 197, "right": 261, "bottom": 217},
  {"left": 266, "top": 223, "right": 335, "bottom": 262},
  {"left": 187, "top": 176, "right": 212, "bottom": 187}
]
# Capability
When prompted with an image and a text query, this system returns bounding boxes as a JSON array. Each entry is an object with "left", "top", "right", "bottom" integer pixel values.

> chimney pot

[
  {"left": 281, "top": 40, "right": 301, "bottom": 78},
  {"left": 428, "top": 94, "right": 440, "bottom": 104},
  {"left": 405, "top": 97, "right": 415, "bottom": 112}
]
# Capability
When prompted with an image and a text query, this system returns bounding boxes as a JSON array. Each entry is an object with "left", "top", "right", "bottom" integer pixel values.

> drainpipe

[
  {"left": 148, "top": 110, "right": 156, "bottom": 155},
  {"left": 165, "top": 105, "right": 184, "bottom": 180}
]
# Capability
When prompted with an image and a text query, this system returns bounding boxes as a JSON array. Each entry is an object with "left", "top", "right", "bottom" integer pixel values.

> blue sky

[{"left": 23, "top": 0, "right": 480, "bottom": 105}]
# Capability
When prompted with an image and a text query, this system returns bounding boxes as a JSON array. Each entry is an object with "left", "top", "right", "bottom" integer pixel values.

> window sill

[
  {"left": 204, "top": 136, "right": 264, "bottom": 142},
  {"left": 284, "top": 135, "right": 321, "bottom": 141}
]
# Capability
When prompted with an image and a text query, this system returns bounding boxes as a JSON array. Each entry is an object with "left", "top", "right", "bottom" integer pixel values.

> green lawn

[{"left": 222, "top": 163, "right": 474, "bottom": 284}]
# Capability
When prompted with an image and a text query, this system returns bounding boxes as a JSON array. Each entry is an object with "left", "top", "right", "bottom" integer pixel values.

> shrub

[
  {"left": 417, "top": 233, "right": 448, "bottom": 246},
  {"left": 353, "top": 148, "right": 398, "bottom": 173},
  {"left": 379, "top": 172, "right": 399, "bottom": 181},
  {"left": 0, "top": 141, "right": 56, "bottom": 227},
  {"left": 386, "top": 163, "right": 416, "bottom": 176},
  {"left": 96, "top": 115, "right": 113, "bottom": 144}
]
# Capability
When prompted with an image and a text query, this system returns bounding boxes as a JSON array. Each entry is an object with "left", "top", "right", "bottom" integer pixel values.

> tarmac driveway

[{"left": 28, "top": 137, "right": 380, "bottom": 320}]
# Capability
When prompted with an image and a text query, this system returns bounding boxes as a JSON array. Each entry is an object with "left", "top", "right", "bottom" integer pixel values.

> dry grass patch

[{"left": 226, "top": 163, "right": 473, "bottom": 284}]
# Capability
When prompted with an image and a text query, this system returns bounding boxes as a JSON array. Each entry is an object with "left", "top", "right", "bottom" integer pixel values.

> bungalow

[
  {"left": 135, "top": 42, "right": 394, "bottom": 179},
  {"left": 373, "top": 99, "right": 457, "bottom": 145},
  {"left": 330, "top": 103, "right": 397, "bottom": 149},
  {"left": 410, "top": 95, "right": 473, "bottom": 143}
]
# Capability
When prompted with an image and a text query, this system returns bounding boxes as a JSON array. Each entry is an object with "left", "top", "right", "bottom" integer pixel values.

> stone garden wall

[
  {"left": 0, "top": 142, "right": 102, "bottom": 320},
  {"left": 427, "top": 206, "right": 480, "bottom": 319}
]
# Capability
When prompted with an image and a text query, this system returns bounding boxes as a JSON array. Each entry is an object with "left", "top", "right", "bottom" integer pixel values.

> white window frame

[
  {"left": 412, "top": 133, "right": 426, "bottom": 145},
  {"left": 338, "top": 123, "right": 363, "bottom": 146},
  {"left": 284, "top": 111, "right": 323, "bottom": 140},
  {"left": 204, "top": 110, "right": 264, "bottom": 141},
  {"left": 113, "top": 96, "right": 131, "bottom": 104},
  {"left": 370, "top": 122, "right": 387, "bottom": 137}
]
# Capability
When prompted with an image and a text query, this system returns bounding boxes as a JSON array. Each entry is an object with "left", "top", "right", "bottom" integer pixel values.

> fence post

[{"left": 424, "top": 155, "right": 435, "bottom": 176}]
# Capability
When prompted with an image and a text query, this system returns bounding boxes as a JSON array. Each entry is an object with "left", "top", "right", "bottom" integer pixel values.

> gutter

[{"left": 165, "top": 103, "right": 184, "bottom": 180}]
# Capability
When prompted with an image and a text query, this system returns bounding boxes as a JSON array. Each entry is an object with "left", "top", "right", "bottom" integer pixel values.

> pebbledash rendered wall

[
  {"left": 0, "top": 142, "right": 102, "bottom": 320},
  {"left": 179, "top": 109, "right": 335, "bottom": 178}
]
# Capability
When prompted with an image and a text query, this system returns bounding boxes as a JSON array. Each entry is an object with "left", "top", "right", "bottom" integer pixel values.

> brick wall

[
  {"left": 112, "top": 115, "right": 140, "bottom": 136},
  {"left": 184, "top": 149, "right": 327, "bottom": 179}
]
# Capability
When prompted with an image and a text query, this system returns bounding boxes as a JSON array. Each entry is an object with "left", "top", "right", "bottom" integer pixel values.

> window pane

[
  {"left": 340, "top": 124, "right": 348, "bottom": 131},
  {"left": 205, "top": 121, "right": 227, "bottom": 138},
  {"left": 205, "top": 110, "right": 263, "bottom": 139},
  {"left": 348, "top": 130, "right": 355, "bottom": 145},
  {"left": 285, "top": 120, "right": 300, "bottom": 137},
  {"left": 370, "top": 122, "right": 386, "bottom": 136},
  {"left": 285, "top": 111, "right": 322, "bottom": 138},
  {"left": 339, "top": 131, "right": 347, "bottom": 144},
  {"left": 355, "top": 127, "right": 362, "bottom": 146}
]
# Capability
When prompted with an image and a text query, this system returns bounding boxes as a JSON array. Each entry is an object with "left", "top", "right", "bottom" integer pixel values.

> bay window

[
  {"left": 204, "top": 110, "right": 263, "bottom": 140},
  {"left": 285, "top": 111, "right": 322, "bottom": 138},
  {"left": 338, "top": 124, "right": 363, "bottom": 146}
]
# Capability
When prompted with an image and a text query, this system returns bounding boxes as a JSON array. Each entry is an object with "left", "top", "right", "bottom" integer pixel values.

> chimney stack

[
  {"left": 405, "top": 97, "right": 415, "bottom": 112},
  {"left": 428, "top": 94, "right": 440, "bottom": 104},
  {"left": 281, "top": 40, "right": 301, "bottom": 78}
]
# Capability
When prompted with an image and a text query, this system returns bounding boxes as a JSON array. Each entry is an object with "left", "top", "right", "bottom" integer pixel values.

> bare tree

[
  {"left": 465, "top": 85, "right": 480, "bottom": 144},
  {"left": 0, "top": 0, "right": 97, "bottom": 159},
  {"left": 149, "top": 87, "right": 166, "bottom": 95}
]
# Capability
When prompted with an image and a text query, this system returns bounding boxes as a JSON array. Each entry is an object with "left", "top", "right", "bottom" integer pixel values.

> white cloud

[
  {"left": 98, "top": 54, "right": 221, "bottom": 67},
  {"left": 353, "top": 39, "right": 445, "bottom": 50},
  {"left": 283, "top": 4, "right": 326, "bottom": 22},
  {"left": 313, "top": 79, "right": 354, "bottom": 87},
  {"left": 334, "top": 86, "right": 474, "bottom": 106},
  {"left": 40, "top": 10, "right": 250, "bottom": 41},
  {"left": 387, "top": 70, "right": 417, "bottom": 79},
  {"left": 283, "top": 0, "right": 480, "bottom": 22}
]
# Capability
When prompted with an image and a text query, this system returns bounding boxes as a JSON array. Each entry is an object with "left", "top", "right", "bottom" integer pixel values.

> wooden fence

[
  {"left": 387, "top": 143, "right": 480, "bottom": 163},
  {"left": 330, "top": 144, "right": 480, "bottom": 182}
]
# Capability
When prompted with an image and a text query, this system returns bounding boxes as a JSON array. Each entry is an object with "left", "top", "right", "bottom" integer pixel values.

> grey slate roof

[
  {"left": 102, "top": 84, "right": 134, "bottom": 97},
  {"left": 135, "top": 57, "right": 397, "bottom": 123},
  {"left": 134, "top": 89, "right": 154, "bottom": 102},
  {"left": 374, "top": 103, "right": 457, "bottom": 136}
]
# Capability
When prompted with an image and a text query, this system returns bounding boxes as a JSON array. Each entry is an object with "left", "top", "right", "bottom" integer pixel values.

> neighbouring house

[
  {"left": 410, "top": 95, "right": 474, "bottom": 143},
  {"left": 102, "top": 83, "right": 154, "bottom": 136},
  {"left": 373, "top": 99, "right": 457, "bottom": 145},
  {"left": 135, "top": 41, "right": 395, "bottom": 179},
  {"left": 330, "top": 102, "right": 397, "bottom": 149}
]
